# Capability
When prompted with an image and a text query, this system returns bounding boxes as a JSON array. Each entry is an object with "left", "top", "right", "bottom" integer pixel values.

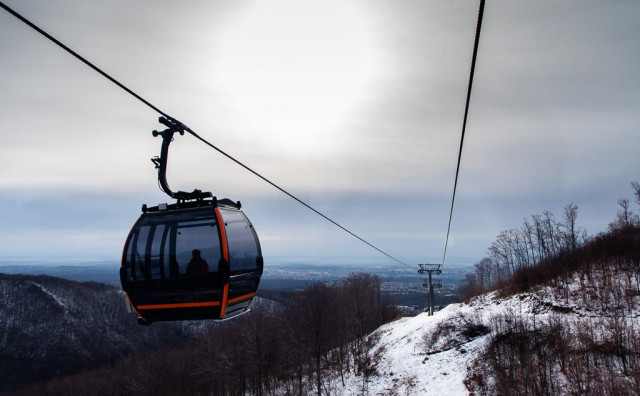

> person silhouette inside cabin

[{"left": 186, "top": 249, "right": 209, "bottom": 277}]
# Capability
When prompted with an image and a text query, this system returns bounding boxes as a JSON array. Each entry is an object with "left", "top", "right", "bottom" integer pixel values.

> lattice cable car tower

[{"left": 418, "top": 264, "right": 442, "bottom": 316}]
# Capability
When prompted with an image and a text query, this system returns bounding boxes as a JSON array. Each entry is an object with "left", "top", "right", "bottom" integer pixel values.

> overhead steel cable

[
  {"left": 0, "top": 1, "right": 171, "bottom": 120},
  {"left": 1, "top": 1, "right": 412, "bottom": 269},
  {"left": 441, "top": 0, "right": 486, "bottom": 265},
  {"left": 186, "top": 128, "right": 414, "bottom": 269}
]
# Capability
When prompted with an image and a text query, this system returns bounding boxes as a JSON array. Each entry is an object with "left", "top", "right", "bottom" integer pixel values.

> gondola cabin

[{"left": 120, "top": 198, "right": 263, "bottom": 324}]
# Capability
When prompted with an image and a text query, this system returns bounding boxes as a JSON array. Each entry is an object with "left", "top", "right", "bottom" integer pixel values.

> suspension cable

[
  {"left": 186, "top": 128, "right": 413, "bottom": 269},
  {"left": 0, "top": 1, "right": 172, "bottom": 120},
  {"left": 1, "top": 1, "right": 412, "bottom": 269},
  {"left": 441, "top": 0, "right": 486, "bottom": 265}
]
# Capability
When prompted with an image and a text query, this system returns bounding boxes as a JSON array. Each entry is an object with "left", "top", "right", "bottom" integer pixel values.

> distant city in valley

[
  {"left": 259, "top": 260, "right": 470, "bottom": 312},
  {"left": 0, "top": 257, "right": 472, "bottom": 313}
]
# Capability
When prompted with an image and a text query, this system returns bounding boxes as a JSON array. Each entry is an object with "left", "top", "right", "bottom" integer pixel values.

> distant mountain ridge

[
  {"left": 0, "top": 263, "right": 120, "bottom": 286},
  {"left": 0, "top": 273, "right": 211, "bottom": 392}
]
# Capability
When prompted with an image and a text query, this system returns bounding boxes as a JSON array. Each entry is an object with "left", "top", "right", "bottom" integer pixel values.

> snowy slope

[
  {"left": 339, "top": 304, "right": 490, "bottom": 396},
  {"left": 338, "top": 269, "right": 640, "bottom": 396}
]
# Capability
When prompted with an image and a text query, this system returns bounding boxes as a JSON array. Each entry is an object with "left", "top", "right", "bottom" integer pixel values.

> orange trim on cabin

[
  {"left": 228, "top": 292, "right": 256, "bottom": 304},
  {"left": 215, "top": 207, "right": 230, "bottom": 318},
  {"left": 137, "top": 301, "right": 221, "bottom": 310},
  {"left": 220, "top": 283, "right": 229, "bottom": 318},
  {"left": 214, "top": 207, "right": 229, "bottom": 261}
]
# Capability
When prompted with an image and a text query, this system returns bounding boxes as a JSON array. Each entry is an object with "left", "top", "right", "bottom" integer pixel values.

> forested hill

[
  {"left": 3, "top": 272, "right": 398, "bottom": 396},
  {"left": 0, "top": 273, "right": 209, "bottom": 392}
]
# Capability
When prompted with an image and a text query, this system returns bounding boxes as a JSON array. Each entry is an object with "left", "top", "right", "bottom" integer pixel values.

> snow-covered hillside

[
  {"left": 339, "top": 305, "right": 488, "bottom": 395},
  {"left": 338, "top": 269, "right": 640, "bottom": 396}
]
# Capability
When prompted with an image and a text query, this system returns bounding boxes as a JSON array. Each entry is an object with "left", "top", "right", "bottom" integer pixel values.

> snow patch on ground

[
  {"left": 340, "top": 306, "right": 490, "bottom": 395},
  {"left": 30, "top": 281, "right": 69, "bottom": 313}
]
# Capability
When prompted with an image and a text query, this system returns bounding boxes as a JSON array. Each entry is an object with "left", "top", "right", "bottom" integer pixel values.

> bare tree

[
  {"left": 542, "top": 210, "right": 561, "bottom": 256},
  {"left": 619, "top": 198, "right": 632, "bottom": 227},
  {"left": 281, "top": 297, "right": 309, "bottom": 396},
  {"left": 474, "top": 257, "right": 494, "bottom": 292},
  {"left": 631, "top": 181, "right": 640, "bottom": 206},
  {"left": 532, "top": 214, "right": 549, "bottom": 260},
  {"left": 489, "top": 230, "right": 516, "bottom": 279},
  {"left": 610, "top": 198, "right": 640, "bottom": 230},
  {"left": 562, "top": 202, "right": 579, "bottom": 252},
  {"left": 301, "top": 282, "right": 335, "bottom": 396}
]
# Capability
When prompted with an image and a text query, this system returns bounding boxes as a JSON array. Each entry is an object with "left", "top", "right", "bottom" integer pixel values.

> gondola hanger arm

[{"left": 151, "top": 117, "right": 212, "bottom": 202}]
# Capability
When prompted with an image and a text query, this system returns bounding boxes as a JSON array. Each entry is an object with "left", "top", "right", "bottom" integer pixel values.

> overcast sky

[{"left": 1, "top": 0, "right": 639, "bottom": 270}]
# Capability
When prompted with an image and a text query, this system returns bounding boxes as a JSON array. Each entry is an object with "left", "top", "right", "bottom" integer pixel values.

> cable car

[{"left": 120, "top": 117, "right": 263, "bottom": 324}]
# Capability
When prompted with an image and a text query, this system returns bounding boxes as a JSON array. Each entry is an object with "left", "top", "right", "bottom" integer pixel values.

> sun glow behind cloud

[{"left": 210, "top": 0, "right": 383, "bottom": 157}]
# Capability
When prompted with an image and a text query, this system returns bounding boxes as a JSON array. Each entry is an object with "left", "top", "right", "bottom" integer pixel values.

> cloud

[{"left": 1, "top": 0, "right": 639, "bottom": 265}]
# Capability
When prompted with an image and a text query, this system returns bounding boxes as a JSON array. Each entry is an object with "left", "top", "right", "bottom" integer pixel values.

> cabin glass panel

[
  {"left": 134, "top": 225, "right": 151, "bottom": 280},
  {"left": 123, "top": 234, "right": 134, "bottom": 270},
  {"left": 221, "top": 209, "right": 261, "bottom": 273},
  {"left": 175, "top": 219, "right": 221, "bottom": 275},
  {"left": 149, "top": 224, "right": 168, "bottom": 280}
]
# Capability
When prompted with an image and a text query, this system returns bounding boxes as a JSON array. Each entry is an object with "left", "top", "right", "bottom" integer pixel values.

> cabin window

[
  {"left": 222, "top": 210, "right": 260, "bottom": 273},
  {"left": 149, "top": 224, "right": 168, "bottom": 280},
  {"left": 175, "top": 219, "right": 221, "bottom": 275},
  {"left": 133, "top": 225, "right": 151, "bottom": 279}
]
